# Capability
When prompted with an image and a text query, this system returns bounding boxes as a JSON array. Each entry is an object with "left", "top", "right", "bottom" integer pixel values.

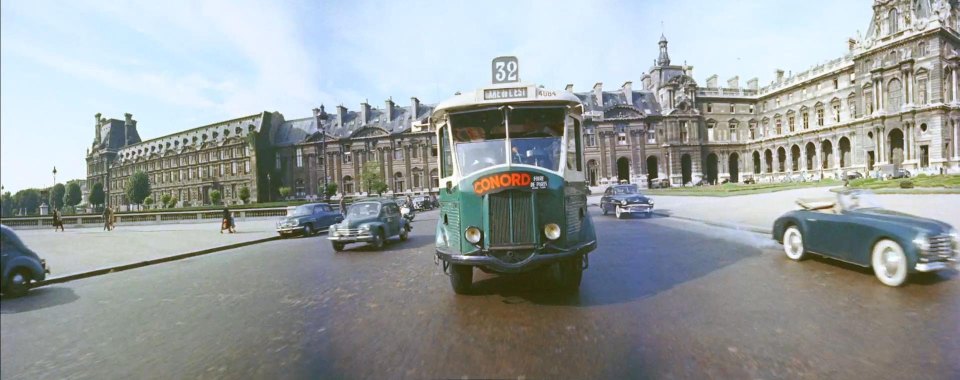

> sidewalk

[
  {"left": 590, "top": 187, "right": 960, "bottom": 234},
  {"left": 15, "top": 219, "right": 283, "bottom": 280}
]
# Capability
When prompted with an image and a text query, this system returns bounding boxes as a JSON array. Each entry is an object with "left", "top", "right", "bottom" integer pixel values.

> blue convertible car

[{"left": 773, "top": 190, "right": 959, "bottom": 287}]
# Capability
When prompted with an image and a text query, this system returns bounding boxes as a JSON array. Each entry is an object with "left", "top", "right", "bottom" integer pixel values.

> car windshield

[
  {"left": 613, "top": 185, "right": 639, "bottom": 195},
  {"left": 837, "top": 191, "right": 882, "bottom": 211},
  {"left": 347, "top": 202, "right": 381, "bottom": 218},
  {"left": 292, "top": 205, "right": 313, "bottom": 216}
]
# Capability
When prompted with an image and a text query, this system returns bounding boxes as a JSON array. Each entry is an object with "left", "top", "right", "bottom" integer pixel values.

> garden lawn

[{"left": 643, "top": 179, "right": 841, "bottom": 197}]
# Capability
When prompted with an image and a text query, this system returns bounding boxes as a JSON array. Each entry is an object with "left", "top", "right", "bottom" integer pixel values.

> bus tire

[{"left": 449, "top": 264, "right": 473, "bottom": 294}]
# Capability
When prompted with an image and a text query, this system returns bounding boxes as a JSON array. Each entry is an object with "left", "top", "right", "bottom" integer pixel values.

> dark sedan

[
  {"left": 276, "top": 203, "right": 343, "bottom": 237},
  {"left": 773, "top": 190, "right": 959, "bottom": 287},
  {"left": 600, "top": 184, "right": 654, "bottom": 219},
  {"left": 1, "top": 224, "right": 50, "bottom": 297}
]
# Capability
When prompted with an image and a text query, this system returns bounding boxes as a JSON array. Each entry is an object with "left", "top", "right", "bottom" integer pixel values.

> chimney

[
  {"left": 385, "top": 98, "right": 395, "bottom": 121},
  {"left": 94, "top": 113, "right": 102, "bottom": 142},
  {"left": 411, "top": 97, "right": 420, "bottom": 120},
  {"left": 622, "top": 81, "right": 632, "bottom": 100},
  {"left": 727, "top": 76, "right": 740, "bottom": 89},
  {"left": 124, "top": 113, "right": 134, "bottom": 145},
  {"left": 360, "top": 101, "right": 371, "bottom": 125},
  {"left": 565, "top": 84, "right": 574, "bottom": 92},
  {"left": 706, "top": 75, "right": 718, "bottom": 88},
  {"left": 593, "top": 82, "right": 603, "bottom": 104},
  {"left": 775, "top": 69, "right": 785, "bottom": 83},
  {"left": 641, "top": 73, "right": 652, "bottom": 90},
  {"left": 747, "top": 78, "right": 759, "bottom": 91},
  {"left": 336, "top": 105, "right": 347, "bottom": 127},
  {"left": 848, "top": 38, "right": 857, "bottom": 52}
]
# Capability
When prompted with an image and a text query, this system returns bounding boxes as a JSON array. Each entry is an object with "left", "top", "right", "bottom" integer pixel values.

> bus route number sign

[{"left": 491, "top": 56, "right": 519, "bottom": 84}]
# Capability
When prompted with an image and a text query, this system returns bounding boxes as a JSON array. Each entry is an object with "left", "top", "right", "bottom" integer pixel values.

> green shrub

[{"left": 900, "top": 180, "right": 914, "bottom": 189}]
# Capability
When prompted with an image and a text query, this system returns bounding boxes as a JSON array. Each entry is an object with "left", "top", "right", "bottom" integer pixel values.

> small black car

[
  {"left": 600, "top": 184, "right": 654, "bottom": 219},
  {"left": 276, "top": 203, "right": 343, "bottom": 237},
  {"left": 1, "top": 224, "right": 50, "bottom": 297}
]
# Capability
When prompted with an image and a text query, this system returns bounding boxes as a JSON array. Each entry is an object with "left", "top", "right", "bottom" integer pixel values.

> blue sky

[{"left": 0, "top": 0, "right": 872, "bottom": 193}]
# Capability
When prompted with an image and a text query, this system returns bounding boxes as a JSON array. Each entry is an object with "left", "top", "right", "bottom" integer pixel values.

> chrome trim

[{"left": 915, "top": 261, "right": 951, "bottom": 272}]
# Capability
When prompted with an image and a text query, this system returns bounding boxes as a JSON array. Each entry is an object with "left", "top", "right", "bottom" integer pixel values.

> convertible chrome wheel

[
  {"left": 871, "top": 239, "right": 908, "bottom": 287},
  {"left": 782, "top": 226, "right": 806, "bottom": 261}
]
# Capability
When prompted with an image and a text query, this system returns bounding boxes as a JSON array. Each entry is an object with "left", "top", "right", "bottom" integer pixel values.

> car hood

[
  {"left": 339, "top": 216, "right": 380, "bottom": 228},
  {"left": 852, "top": 208, "right": 953, "bottom": 235},
  {"left": 610, "top": 194, "right": 651, "bottom": 203}
]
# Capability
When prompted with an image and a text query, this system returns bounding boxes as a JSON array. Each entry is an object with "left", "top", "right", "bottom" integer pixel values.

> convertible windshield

[
  {"left": 292, "top": 205, "right": 313, "bottom": 216},
  {"left": 347, "top": 202, "right": 381, "bottom": 218},
  {"left": 451, "top": 109, "right": 507, "bottom": 175},
  {"left": 509, "top": 107, "right": 564, "bottom": 172},
  {"left": 613, "top": 185, "right": 639, "bottom": 195},
  {"left": 838, "top": 191, "right": 881, "bottom": 211}
]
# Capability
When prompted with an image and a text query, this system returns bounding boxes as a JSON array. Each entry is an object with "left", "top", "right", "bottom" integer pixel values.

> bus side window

[
  {"left": 567, "top": 117, "right": 582, "bottom": 171},
  {"left": 439, "top": 126, "right": 453, "bottom": 178}
]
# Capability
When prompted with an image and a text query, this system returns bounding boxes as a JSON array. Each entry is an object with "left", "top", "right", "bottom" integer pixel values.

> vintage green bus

[{"left": 433, "top": 59, "right": 597, "bottom": 294}]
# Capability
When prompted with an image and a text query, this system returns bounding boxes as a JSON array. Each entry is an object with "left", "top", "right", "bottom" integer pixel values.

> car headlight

[
  {"left": 330, "top": 228, "right": 339, "bottom": 237},
  {"left": 950, "top": 228, "right": 960, "bottom": 252},
  {"left": 291, "top": 219, "right": 299, "bottom": 226},
  {"left": 358, "top": 225, "right": 370, "bottom": 233},
  {"left": 913, "top": 233, "right": 930, "bottom": 252},
  {"left": 620, "top": 200, "right": 628, "bottom": 206},
  {"left": 464, "top": 226, "right": 482, "bottom": 244},
  {"left": 544, "top": 223, "right": 561, "bottom": 240}
]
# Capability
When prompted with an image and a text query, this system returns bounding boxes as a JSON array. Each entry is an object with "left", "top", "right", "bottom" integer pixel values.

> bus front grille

[{"left": 489, "top": 191, "right": 535, "bottom": 247}]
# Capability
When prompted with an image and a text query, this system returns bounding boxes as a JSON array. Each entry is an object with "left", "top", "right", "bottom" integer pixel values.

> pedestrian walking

[
  {"left": 102, "top": 206, "right": 113, "bottom": 231},
  {"left": 339, "top": 195, "right": 347, "bottom": 216},
  {"left": 220, "top": 207, "right": 235, "bottom": 234},
  {"left": 52, "top": 209, "right": 65, "bottom": 232}
]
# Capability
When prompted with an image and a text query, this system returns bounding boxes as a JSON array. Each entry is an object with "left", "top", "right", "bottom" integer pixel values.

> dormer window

[{"left": 888, "top": 8, "right": 898, "bottom": 35}]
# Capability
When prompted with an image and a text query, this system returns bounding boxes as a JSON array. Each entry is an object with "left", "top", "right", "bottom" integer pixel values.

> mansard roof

[
  {"left": 272, "top": 103, "right": 436, "bottom": 147},
  {"left": 574, "top": 90, "right": 662, "bottom": 117}
]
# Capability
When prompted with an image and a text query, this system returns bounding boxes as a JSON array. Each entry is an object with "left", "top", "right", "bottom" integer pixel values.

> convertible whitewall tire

[
  {"left": 782, "top": 226, "right": 807, "bottom": 261},
  {"left": 872, "top": 239, "right": 908, "bottom": 287}
]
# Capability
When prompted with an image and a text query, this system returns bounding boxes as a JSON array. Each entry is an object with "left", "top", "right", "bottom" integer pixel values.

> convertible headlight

[
  {"left": 464, "top": 226, "right": 482, "bottom": 244},
  {"left": 544, "top": 223, "right": 561, "bottom": 240},
  {"left": 913, "top": 233, "right": 930, "bottom": 252}
]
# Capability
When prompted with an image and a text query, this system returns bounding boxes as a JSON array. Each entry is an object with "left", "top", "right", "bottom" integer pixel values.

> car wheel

[
  {"left": 399, "top": 228, "right": 409, "bottom": 241},
  {"left": 371, "top": 230, "right": 385, "bottom": 249},
  {"left": 5, "top": 269, "right": 31, "bottom": 297},
  {"left": 559, "top": 256, "right": 583, "bottom": 291},
  {"left": 449, "top": 264, "right": 473, "bottom": 294},
  {"left": 332, "top": 242, "right": 345, "bottom": 252},
  {"left": 615, "top": 206, "right": 625, "bottom": 219},
  {"left": 782, "top": 226, "right": 807, "bottom": 261},
  {"left": 278, "top": 233, "right": 286, "bottom": 238},
  {"left": 303, "top": 224, "right": 313, "bottom": 236},
  {"left": 601, "top": 204, "right": 609, "bottom": 215},
  {"left": 871, "top": 239, "right": 908, "bottom": 287}
]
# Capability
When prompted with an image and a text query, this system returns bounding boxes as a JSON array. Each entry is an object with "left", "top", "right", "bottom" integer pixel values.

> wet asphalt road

[{"left": 2, "top": 209, "right": 958, "bottom": 379}]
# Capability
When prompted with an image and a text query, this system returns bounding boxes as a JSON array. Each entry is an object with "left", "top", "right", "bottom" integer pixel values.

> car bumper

[
  {"left": 915, "top": 257, "right": 959, "bottom": 272},
  {"left": 436, "top": 240, "right": 597, "bottom": 274},
  {"left": 276, "top": 226, "right": 305, "bottom": 234},
  {"left": 328, "top": 234, "right": 376, "bottom": 243},
  {"left": 618, "top": 204, "right": 653, "bottom": 213},
  {"left": 41, "top": 259, "right": 50, "bottom": 275}
]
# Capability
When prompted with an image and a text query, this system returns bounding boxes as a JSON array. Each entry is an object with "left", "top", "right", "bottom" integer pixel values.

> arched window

[
  {"left": 343, "top": 176, "right": 354, "bottom": 194},
  {"left": 393, "top": 172, "right": 404, "bottom": 192},
  {"left": 887, "top": 78, "right": 902, "bottom": 111},
  {"left": 888, "top": 8, "right": 898, "bottom": 34}
]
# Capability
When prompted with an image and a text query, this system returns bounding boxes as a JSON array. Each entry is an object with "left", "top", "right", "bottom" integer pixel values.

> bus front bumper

[{"left": 436, "top": 240, "right": 597, "bottom": 274}]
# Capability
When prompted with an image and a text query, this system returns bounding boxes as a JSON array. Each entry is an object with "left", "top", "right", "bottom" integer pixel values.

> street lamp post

[{"left": 267, "top": 173, "right": 272, "bottom": 202}]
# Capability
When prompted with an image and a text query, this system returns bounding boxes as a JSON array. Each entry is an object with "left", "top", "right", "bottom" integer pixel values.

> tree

[
  {"left": 160, "top": 194, "right": 172, "bottom": 209},
  {"left": 14, "top": 189, "right": 41, "bottom": 215},
  {"left": 238, "top": 186, "right": 251, "bottom": 204},
  {"left": 1, "top": 191, "right": 14, "bottom": 217},
  {"left": 278, "top": 186, "right": 291, "bottom": 199},
  {"left": 125, "top": 171, "right": 151, "bottom": 210},
  {"left": 322, "top": 182, "right": 338, "bottom": 200},
  {"left": 50, "top": 183, "right": 66, "bottom": 210},
  {"left": 64, "top": 182, "right": 82, "bottom": 208},
  {"left": 361, "top": 161, "right": 387, "bottom": 195},
  {"left": 166, "top": 196, "right": 179, "bottom": 209},
  {"left": 210, "top": 189, "right": 222, "bottom": 205},
  {"left": 144, "top": 197, "right": 154, "bottom": 209},
  {"left": 90, "top": 183, "right": 105, "bottom": 210}
]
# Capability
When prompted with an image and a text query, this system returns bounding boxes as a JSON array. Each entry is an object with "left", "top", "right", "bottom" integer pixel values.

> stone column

[
  {"left": 386, "top": 145, "right": 394, "bottom": 191},
  {"left": 403, "top": 145, "right": 412, "bottom": 192},
  {"left": 598, "top": 131, "right": 608, "bottom": 178},
  {"left": 422, "top": 141, "right": 431, "bottom": 191},
  {"left": 953, "top": 66, "right": 958, "bottom": 103},
  {"left": 609, "top": 133, "right": 618, "bottom": 178}
]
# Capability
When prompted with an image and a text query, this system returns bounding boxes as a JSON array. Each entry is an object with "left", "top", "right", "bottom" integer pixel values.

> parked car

[
  {"left": 412, "top": 195, "right": 433, "bottom": 211},
  {"left": 1, "top": 224, "right": 50, "bottom": 297},
  {"left": 599, "top": 184, "right": 654, "bottom": 219},
  {"left": 328, "top": 198, "right": 411, "bottom": 251},
  {"left": 843, "top": 171, "right": 864, "bottom": 180},
  {"left": 742, "top": 177, "right": 757, "bottom": 184},
  {"left": 891, "top": 168, "right": 911, "bottom": 179},
  {"left": 773, "top": 190, "right": 959, "bottom": 287},
  {"left": 276, "top": 203, "right": 343, "bottom": 237},
  {"left": 649, "top": 178, "right": 671, "bottom": 188}
]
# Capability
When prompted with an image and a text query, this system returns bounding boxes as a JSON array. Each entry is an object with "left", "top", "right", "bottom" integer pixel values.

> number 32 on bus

[{"left": 432, "top": 63, "right": 597, "bottom": 294}]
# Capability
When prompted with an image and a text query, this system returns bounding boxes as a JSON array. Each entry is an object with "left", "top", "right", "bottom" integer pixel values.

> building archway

[
  {"left": 729, "top": 153, "right": 740, "bottom": 183},
  {"left": 764, "top": 149, "right": 773, "bottom": 173},
  {"left": 706, "top": 153, "right": 719, "bottom": 184},
  {"left": 587, "top": 159, "right": 599, "bottom": 186},
  {"left": 887, "top": 129, "right": 904, "bottom": 165},
  {"left": 821, "top": 140, "right": 834, "bottom": 169},
  {"left": 805, "top": 142, "right": 816, "bottom": 170},
  {"left": 752, "top": 151, "right": 761, "bottom": 174},
  {"left": 681, "top": 154, "right": 692, "bottom": 185},
  {"left": 646, "top": 156, "right": 659, "bottom": 182},
  {"left": 838, "top": 137, "right": 851, "bottom": 168},
  {"left": 616, "top": 157, "right": 630, "bottom": 183},
  {"left": 777, "top": 146, "right": 786, "bottom": 172},
  {"left": 791, "top": 145, "right": 801, "bottom": 171}
]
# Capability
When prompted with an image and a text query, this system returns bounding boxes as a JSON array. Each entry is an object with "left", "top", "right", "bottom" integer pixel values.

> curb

[
  {"left": 651, "top": 211, "right": 772, "bottom": 235},
  {"left": 31, "top": 235, "right": 281, "bottom": 288}
]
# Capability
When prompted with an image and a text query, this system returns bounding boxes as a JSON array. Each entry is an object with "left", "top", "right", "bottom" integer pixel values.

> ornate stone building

[{"left": 87, "top": 0, "right": 960, "bottom": 207}]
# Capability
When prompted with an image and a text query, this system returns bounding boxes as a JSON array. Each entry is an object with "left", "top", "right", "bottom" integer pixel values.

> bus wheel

[
  {"left": 559, "top": 256, "right": 583, "bottom": 291},
  {"left": 449, "top": 264, "right": 473, "bottom": 294}
]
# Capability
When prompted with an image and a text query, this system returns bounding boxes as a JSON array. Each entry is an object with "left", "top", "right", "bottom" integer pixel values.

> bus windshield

[
  {"left": 451, "top": 109, "right": 507, "bottom": 175},
  {"left": 508, "top": 107, "right": 564, "bottom": 172}
]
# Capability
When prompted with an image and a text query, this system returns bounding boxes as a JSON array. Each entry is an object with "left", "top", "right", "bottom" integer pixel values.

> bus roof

[{"left": 431, "top": 83, "right": 581, "bottom": 119}]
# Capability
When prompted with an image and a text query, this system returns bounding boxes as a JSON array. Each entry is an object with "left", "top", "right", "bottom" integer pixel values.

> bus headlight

[
  {"left": 464, "top": 226, "right": 482, "bottom": 244},
  {"left": 544, "top": 223, "right": 561, "bottom": 240}
]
